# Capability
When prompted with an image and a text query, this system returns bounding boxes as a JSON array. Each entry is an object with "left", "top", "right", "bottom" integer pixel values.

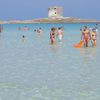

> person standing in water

[
  {"left": 50, "top": 27, "right": 56, "bottom": 44},
  {"left": 57, "top": 27, "right": 63, "bottom": 41},
  {"left": 91, "top": 29, "right": 97, "bottom": 47},
  {"left": 81, "top": 26, "right": 91, "bottom": 48}
]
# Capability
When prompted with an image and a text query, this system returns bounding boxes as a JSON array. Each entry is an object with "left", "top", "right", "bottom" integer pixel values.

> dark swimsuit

[{"left": 50, "top": 32, "right": 55, "bottom": 39}]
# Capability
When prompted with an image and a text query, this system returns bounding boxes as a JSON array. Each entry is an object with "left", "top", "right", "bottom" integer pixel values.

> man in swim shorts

[
  {"left": 81, "top": 26, "right": 91, "bottom": 48},
  {"left": 50, "top": 27, "right": 56, "bottom": 44}
]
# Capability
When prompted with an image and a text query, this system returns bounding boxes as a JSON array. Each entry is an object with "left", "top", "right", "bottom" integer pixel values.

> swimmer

[
  {"left": 34, "top": 29, "right": 37, "bottom": 32},
  {"left": 22, "top": 35, "right": 25, "bottom": 38},
  {"left": 80, "top": 28, "right": 82, "bottom": 31},
  {"left": 80, "top": 26, "right": 82, "bottom": 31},
  {"left": 57, "top": 27, "right": 63, "bottom": 41},
  {"left": 91, "top": 29, "right": 97, "bottom": 47},
  {"left": 81, "top": 26, "right": 91, "bottom": 48},
  {"left": 37, "top": 27, "right": 43, "bottom": 37},
  {"left": 50, "top": 27, "right": 56, "bottom": 44},
  {"left": 22, "top": 35, "right": 26, "bottom": 42}
]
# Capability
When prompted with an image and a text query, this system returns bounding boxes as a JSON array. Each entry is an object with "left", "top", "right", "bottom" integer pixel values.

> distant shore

[{"left": 0, "top": 17, "right": 100, "bottom": 24}]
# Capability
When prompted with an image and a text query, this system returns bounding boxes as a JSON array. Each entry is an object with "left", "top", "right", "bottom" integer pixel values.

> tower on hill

[{"left": 48, "top": 7, "right": 63, "bottom": 19}]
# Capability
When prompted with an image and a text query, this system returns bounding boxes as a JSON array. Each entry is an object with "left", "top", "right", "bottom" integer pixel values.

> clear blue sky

[{"left": 0, "top": 0, "right": 99, "bottom": 20}]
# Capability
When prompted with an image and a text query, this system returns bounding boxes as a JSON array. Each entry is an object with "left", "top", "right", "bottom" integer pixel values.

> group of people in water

[
  {"left": 19, "top": 24, "right": 98, "bottom": 48},
  {"left": 21, "top": 27, "right": 43, "bottom": 42},
  {"left": 50, "top": 27, "right": 63, "bottom": 44},
  {"left": 80, "top": 25, "right": 97, "bottom": 48},
  {"left": 0, "top": 23, "right": 98, "bottom": 48},
  {"left": 50, "top": 24, "right": 98, "bottom": 48},
  {"left": 34, "top": 27, "right": 43, "bottom": 37}
]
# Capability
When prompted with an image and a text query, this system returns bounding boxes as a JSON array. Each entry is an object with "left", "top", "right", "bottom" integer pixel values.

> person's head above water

[
  {"left": 39, "top": 27, "right": 42, "bottom": 30},
  {"left": 84, "top": 26, "right": 87, "bottom": 28},
  {"left": 51, "top": 27, "right": 56, "bottom": 31},
  {"left": 34, "top": 29, "right": 36, "bottom": 32},
  {"left": 22, "top": 35, "right": 25, "bottom": 38},
  {"left": 84, "top": 26, "right": 87, "bottom": 31}
]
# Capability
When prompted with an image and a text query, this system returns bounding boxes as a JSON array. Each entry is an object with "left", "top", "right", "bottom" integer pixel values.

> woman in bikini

[
  {"left": 91, "top": 29, "right": 97, "bottom": 47},
  {"left": 50, "top": 27, "right": 56, "bottom": 44}
]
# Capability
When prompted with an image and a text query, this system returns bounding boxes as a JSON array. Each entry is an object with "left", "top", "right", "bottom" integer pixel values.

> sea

[{"left": 0, "top": 23, "right": 100, "bottom": 100}]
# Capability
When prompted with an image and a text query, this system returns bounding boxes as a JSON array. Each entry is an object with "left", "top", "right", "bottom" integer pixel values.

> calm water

[{"left": 0, "top": 23, "right": 100, "bottom": 100}]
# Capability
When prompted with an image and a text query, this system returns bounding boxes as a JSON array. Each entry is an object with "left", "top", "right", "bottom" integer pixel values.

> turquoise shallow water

[{"left": 0, "top": 23, "right": 100, "bottom": 100}]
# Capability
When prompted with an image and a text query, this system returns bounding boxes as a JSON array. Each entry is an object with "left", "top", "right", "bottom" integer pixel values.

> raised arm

[
  {"left": 88, "top": 30, "right": 91, "bottom": 40},
  {"left": 81, "top": 32, "right": 83, "bottom": 40}
]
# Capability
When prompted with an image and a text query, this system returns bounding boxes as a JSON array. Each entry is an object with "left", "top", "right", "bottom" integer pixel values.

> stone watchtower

[{"left": 48, "top": 7, "right": 63, "bottom": 19}]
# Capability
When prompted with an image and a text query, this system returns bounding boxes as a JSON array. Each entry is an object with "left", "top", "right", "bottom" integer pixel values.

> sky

[{"left": 0, "top": 0, "right": 100, "bottom": 20}]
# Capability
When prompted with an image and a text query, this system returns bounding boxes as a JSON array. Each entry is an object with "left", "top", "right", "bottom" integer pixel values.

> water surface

[{"left": 0, "top": 23, "right": 100, "bottom": 100}]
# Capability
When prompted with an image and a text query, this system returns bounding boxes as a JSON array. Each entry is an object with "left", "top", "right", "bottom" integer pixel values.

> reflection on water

[
  {"left": 21, "top": 36, "right": 27, "bottom": 43},
  {"left": 79, "top": 47, "right": 97, "bottom": 65},
  {"left": 0, "top": 23, "right": 100, "bottom": 100},
  {"left": 50, "top": 44, "right": 58, "bottom": 54}
]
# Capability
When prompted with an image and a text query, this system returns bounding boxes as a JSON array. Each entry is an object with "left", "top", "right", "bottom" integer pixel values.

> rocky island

[{"left": 0, "top": 7, "right": 100, "bottom": 24}]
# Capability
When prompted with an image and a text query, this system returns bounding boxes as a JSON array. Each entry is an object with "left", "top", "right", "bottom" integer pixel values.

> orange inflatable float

[{"left": 74, "top": 40, "right": 84, "bottom": 48}]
